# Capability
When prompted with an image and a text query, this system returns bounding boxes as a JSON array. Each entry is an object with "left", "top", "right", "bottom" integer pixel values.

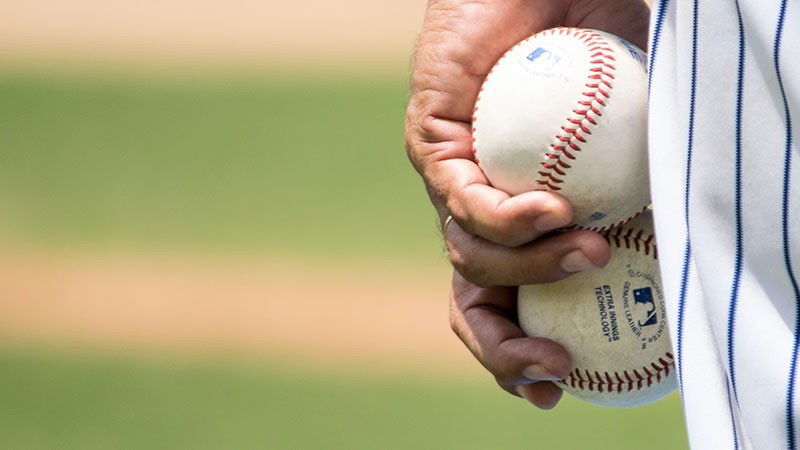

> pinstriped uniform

[{"left": 647, "top": 0, "right": 800, "bottom": 448}]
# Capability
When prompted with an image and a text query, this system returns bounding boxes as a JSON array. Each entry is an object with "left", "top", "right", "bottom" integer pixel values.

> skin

[{"left": 405, "top": 0, "right": 650, "bottom": 409}]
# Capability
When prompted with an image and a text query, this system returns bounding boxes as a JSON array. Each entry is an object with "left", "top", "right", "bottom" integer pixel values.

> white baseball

[
  {"left": 518, "top": 211, "right": 676, "bottom": 407},
  {"left": 472, "top": 28, "right": 650, "bottom": 231}
]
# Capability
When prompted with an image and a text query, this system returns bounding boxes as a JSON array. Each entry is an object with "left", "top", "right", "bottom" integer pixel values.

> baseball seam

[
  {"left": 536, "top": 28, "right": 616, "bottom": 198},
  {"left": 602, "top": 209, "right": 658, "bottom": 259},
  {"left": 560, "top": 352, "right": 674, "bottom": 393}
]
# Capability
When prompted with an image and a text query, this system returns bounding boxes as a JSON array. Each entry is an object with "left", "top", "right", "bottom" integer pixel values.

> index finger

[{"left": 431, "top": 156, "right": 574, "bottom": 247}]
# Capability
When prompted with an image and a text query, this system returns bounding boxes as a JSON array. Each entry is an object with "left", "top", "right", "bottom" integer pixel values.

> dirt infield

[
  {"left": 0, "top": 250, "right": 483, "bottom": 373},
  {"left": 0, "top": 0, "right": 427, "bottom": 70}
]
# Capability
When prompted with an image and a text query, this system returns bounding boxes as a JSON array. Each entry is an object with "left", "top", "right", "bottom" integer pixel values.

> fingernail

[
  {"left": 560, "top": 250, "right": 598, "bottom": 273},
  {"left": 523, "top": 364, "right": 560, "bottom": 381},
  {"left": 533, "top": 212, "right": 570, "bottom": 233}
]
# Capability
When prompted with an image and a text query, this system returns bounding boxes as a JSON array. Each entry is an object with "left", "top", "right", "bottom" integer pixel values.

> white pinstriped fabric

[{"left": 648, "top": 0, "right": 800, "bottom": 448}]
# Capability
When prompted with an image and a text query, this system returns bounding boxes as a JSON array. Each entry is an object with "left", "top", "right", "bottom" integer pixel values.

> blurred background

[{"left": 0, "top": 1, "right": 687, "bottom": 448}]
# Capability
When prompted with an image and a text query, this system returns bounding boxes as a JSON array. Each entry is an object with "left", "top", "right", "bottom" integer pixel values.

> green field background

[
  {"left": 0, "top": 70, "right": 689, "bottom": 449},
  {"left": 0, "top": 72, "right": 440, "bottom": 260}
]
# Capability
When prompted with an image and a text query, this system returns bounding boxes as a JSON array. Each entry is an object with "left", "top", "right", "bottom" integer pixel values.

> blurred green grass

[
  {"left": 0, "top": 72, "right": 440, "bottom": 260},
  {"left": 0, "top": 347, "right": 688, "bottom": 450}
]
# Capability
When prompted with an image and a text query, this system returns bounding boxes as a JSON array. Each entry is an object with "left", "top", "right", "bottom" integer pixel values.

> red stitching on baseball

[
  {"left": 601, "top": 210, "right": 655, "bottom": 256},
  {"left": 559, "top": 353, "right": 674, "bottom": 393},
  {"left": 545, "top": 164, "right": 566, "bottom": 176},
  {"left": 486, "top": 28, "right": 610, "bottom": 194}
]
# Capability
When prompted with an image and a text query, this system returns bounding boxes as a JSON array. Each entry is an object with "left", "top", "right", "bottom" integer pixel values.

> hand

[
  {"left": 406, "top": 0, "right": 650, "bottom": 408},
  {"left": 405, "top": 0, "right": 649, "bottom": 287},
  {"left": 449, "top": 271, "right": 572, "bottom": 409}
]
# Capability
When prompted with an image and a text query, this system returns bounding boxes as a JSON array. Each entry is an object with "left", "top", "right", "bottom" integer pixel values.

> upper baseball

[{"left": 472, "top": 28, "right": 650, "bottom": 231}]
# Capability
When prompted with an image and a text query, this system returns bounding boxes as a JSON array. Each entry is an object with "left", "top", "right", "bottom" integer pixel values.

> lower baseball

[{"left": 518, "top": 211, "right": 677, "bottom": 407}]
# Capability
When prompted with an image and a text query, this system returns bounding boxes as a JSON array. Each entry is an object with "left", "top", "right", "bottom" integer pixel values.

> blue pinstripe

[
  {"left": 727, "top": 0, "right": 746, "bottom": 407},
  {"left": 648, "top": 0, "right": 671, "bottom": 98},
  {"left": 675, "top": 0, "right": 699, "bottom": 394},
  {"left": 725, "top": 382, "right": 740, "bottom": 450},
  {"left": 724, "top": 6, "right": 746, "bottom": 449},
  {"left": 775, "top": 0, "right": 800, "bottom": 447}
]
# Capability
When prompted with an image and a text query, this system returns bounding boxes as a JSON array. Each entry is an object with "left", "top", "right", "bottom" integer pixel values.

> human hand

[
  {"left": 406, "top": 0, "right": 650, "bottom": 408},
  {"left": 405, "top": 0, "right": 650, "bottom": 287},
  {"left": 449, "top": 270, "right": 572, "bottom": 409}
]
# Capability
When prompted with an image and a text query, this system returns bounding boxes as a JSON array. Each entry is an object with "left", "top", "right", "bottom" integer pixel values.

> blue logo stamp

[
  {"left": 527, "top": 47, "right": 562, "bottom": 69},
  {"left": 634, "top": 287, "right": 658, "bottom": 327},
  {"left": 622, "top": 269, "right": 666, "bottom": 350},
  {"left": 522, "top": 44, "right": 571, "bottom": 80},
  {"left": 588, "top": 211, "right": 607, "bottom": 221}
]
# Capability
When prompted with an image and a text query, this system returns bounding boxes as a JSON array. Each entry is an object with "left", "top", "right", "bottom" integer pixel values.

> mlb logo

[
  {"left": 526, "top": 47, "right": 563, "bottom": 71},
  {"left": 588, "top": 211, "right": 607, "bottom": 222},
  {"left": 634, "top": 287, "right": 658, "bottom": 327}
]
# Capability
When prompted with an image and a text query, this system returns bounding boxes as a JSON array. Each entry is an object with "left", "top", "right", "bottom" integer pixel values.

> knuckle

[{"left": 403, "top": 102, "right": 434, "bottom": 171}]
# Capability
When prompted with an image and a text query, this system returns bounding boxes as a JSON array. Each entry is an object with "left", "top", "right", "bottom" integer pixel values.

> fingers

[
  {"left": 446, "top": 219, "right": 611, "bottom": 287},
  {"left": 407, "top": 118, "right": 576, "bottom": 248},
  {"left": 450, "top": 272, "right": 571, "bottom": 409},
  {"left": 426, "top": 157, "right": 574, "bottom": 247}
]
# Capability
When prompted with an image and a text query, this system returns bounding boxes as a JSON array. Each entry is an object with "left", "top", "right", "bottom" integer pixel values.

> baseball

[
  {"left": 472, "top": 28, "right": 650, "bottom": 231},
  {"left": 518, "top": 211, "right": 676, "bottom": 407}
]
